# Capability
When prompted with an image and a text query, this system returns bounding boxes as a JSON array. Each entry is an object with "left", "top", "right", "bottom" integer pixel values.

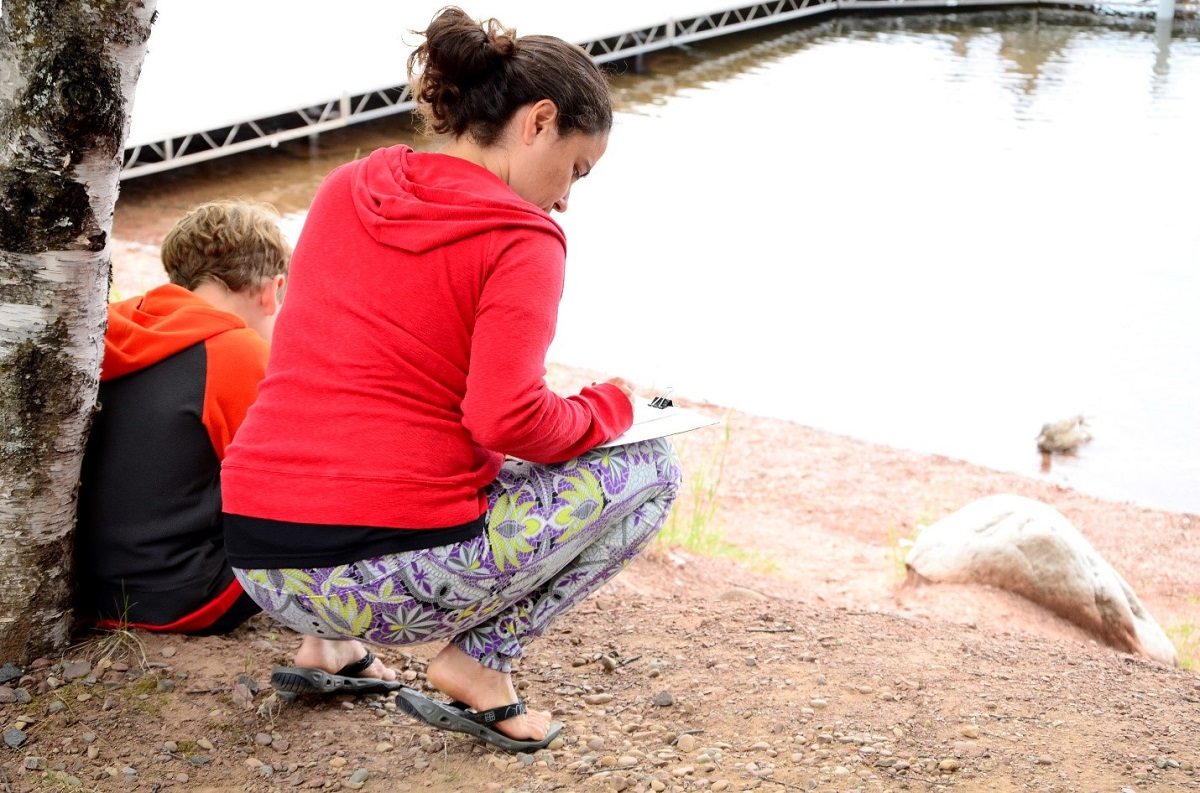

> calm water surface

[{"left": 114, "top": 12, "right": 1200, "bottom": 514}]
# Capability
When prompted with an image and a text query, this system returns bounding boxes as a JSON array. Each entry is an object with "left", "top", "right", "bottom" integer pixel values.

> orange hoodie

[{"left": 75, "top": 284, "right": 268, "bottom": 632}]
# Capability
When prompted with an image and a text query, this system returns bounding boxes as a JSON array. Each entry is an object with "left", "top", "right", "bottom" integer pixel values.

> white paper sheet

[{"left": 596, "top": 400, "right": 720, "bottom": 448}]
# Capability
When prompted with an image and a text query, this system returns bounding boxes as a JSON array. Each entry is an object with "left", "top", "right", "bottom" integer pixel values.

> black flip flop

[
  {"left": 395, "top": 687, "right": 563, "bottom": 753},
  {"left": 270, "top": 651, "right": 402, "bottom": 695}
]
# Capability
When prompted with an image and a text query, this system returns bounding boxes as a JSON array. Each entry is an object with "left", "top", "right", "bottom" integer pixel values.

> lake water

[{"left": 113, "top": 10, "right": 1200, "bottom": 514}]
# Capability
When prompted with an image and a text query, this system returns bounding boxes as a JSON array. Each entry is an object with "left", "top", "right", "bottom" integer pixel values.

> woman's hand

[{"left": 602, "top": 377, "right": 635, "bottom": 401}]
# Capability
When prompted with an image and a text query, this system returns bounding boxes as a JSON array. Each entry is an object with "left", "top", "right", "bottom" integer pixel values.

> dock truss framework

[{"left": 119, "top": 0, "right": 1126, "bottom": 178}]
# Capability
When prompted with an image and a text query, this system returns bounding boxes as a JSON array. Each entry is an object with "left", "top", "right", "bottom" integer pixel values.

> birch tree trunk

[{"left": 0, "top": 0, "right": 156, "bottom": 663}]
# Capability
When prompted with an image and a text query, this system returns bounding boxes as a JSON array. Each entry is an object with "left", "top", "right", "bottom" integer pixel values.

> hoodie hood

[
  {"left": 352, "top": 145, "right": 566, "bottom": 255},
  {"left": 103, "top": 284, "right": 250, "bottom": 381}
]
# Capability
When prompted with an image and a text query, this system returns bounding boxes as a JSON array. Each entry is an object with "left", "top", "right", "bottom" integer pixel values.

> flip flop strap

[
  {"left": 451, "top": 700, "right": 526, "bottom": 725},
  {"left": 335, "top": 651, "right": 376, "bottom": 677}
]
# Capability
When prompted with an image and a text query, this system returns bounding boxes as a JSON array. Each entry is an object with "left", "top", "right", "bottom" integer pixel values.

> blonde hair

[{"left": 161, "top": 201, "right": 290, "bottom": 293}]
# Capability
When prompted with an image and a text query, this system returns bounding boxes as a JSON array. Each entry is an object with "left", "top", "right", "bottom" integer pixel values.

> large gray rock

[{"left": 905, "top": 494, "right": 1177, "bottom": 666}]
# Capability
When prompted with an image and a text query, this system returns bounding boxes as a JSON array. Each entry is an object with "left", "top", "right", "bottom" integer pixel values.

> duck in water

[{"left": 1036, "top": 415, "right": 1092, "bottom": 454}]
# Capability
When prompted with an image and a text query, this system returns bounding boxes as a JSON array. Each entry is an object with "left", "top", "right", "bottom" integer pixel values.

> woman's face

[{"left": 509, "top": 124, "right": 609, "bottom": 214}]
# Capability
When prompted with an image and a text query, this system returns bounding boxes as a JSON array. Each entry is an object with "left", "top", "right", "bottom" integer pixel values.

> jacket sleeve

[
  {"left": 202, "top": 329, "right": 270, "bottom": 460},
  {"left": 461, "top": 232, "right": 633, "bottom": 463}
]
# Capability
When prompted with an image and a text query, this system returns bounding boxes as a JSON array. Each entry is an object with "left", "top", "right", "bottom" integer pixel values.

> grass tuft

[{"left": 654, "top": 418, "right": 732, "bottom": 556}]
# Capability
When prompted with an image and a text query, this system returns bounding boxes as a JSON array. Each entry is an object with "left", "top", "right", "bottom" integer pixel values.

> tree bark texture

[{"left": 0, "top": 0, "right": 156, "bottom": 663}]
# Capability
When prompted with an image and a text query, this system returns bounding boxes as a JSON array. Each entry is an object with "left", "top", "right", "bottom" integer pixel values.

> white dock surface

[{"left": 130, "top": 1, "right": 742, "bottom": 146}]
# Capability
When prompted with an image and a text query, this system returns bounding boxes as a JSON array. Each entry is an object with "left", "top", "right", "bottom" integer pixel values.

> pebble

[
  {"left": 197, "top": 738, "right": 214, "bottom": 751},
  {"left": 676, "top": 734, "right": 697, "bottom": 753},
  {"left": 809, "top": 699, "right": 828, "bottom": 709},
  {"left": 651, "top": 690, "right": 674, "bottom": 707},
  {"left": 939, "top": 759, "right": 962, "bottom": 772},
  {"left": 161, "top": 646, "right": 177, "bottom": 658},
  {"left": 0, "top": 686, "right": 15, "bottom": 704},
  {"left": 62, "top": 660, "right": 91, "bottom": 680},
  {"left": 255, "top": 732, "right": 273, "bottom": 746},
  {"left": 584, "top": 693, "right": 614, "bottom": 705},
  {"left": 3, "top": 728, "right": 26, "bottom": 749},
  {"left": 960, "top": 725, "right": 980, "bottom": 739},
  {"left": 0, "top": 662, "right": 22, "bottom": 683},
  {"left": 330, "top": 756, "right": 348, "bottom": 768},
  {"left": 349, "top": 768, "right": 369, "bottom": 784}
]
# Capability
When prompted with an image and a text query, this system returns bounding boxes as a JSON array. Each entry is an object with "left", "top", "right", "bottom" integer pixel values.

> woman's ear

[{"left": 520, "top": 99, "right": 559, "bottom": 144}]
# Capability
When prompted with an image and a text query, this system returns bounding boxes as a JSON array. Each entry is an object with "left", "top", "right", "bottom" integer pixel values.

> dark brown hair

[
  {"left": 161, "top": 201, "right": 290, "bottom": 293},
  {"left": 407, "top": 6, "right": 612, "bottom": 146}
]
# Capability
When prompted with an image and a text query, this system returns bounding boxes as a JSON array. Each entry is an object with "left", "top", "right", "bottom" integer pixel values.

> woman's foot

[
  {"left": 293, "top": 636, "right": 397, "bottom": 681},
  {"left": 425, "top": 643, "right": 553, "bottom": 743}
]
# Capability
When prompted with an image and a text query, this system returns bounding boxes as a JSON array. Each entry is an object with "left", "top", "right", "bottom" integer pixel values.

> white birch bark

[{"left": 0, "top": 0, "right": 156, "bottom": 663}]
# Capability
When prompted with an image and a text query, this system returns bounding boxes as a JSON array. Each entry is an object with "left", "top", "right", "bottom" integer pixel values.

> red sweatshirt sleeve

[
  {"left": 461, "top": 232, "right": 633, "bottom": 463},
  {"left": 202, "top": 329, "right": 270, "bottom": 460}
]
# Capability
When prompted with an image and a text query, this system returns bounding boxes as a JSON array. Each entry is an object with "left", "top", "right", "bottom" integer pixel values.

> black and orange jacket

[{"left": 75, "top": 284, "right": 268, "bottom": 632}]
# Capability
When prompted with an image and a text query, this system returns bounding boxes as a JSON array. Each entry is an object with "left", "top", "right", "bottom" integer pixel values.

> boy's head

[
  {"left": 162, "top": 200, "right": 290, "bottom": 292},
  {"left": 162, "top": 201, "right": 291, "bottom": 341}
]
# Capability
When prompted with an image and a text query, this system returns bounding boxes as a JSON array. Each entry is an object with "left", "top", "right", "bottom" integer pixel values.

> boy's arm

[{"left": 201, "top": 329, "right": 270, "bottom": 460}]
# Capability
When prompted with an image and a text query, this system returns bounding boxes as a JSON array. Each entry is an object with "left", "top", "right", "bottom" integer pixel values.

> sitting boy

[{"left": 74, "top": 201, "right": 290, "bottom": 635}]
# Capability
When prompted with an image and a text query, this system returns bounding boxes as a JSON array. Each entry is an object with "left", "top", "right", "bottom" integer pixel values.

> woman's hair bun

[
  {"left": 408, "top": 5, "right": 612, "bottom": 145},
  {"left": 417, "top": 6, "right": 516, "bottom": 86}
]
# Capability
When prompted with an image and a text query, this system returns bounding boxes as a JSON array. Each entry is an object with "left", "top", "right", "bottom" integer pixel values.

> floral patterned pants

[{"left": 234, "top": 438, "right": 682, "bottom": 672}]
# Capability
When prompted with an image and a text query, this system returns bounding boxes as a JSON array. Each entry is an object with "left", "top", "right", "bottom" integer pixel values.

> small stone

[
  {"left": 255, "top": 732, "right": 273, "bottom": 746},
  {"left": 676, "top": 734, "right": 697, "bottom": 753},
  {"left": 809, "top": 698, "right": 828, "bottom": 709},
  {"left": 175, "top": 773, "right": 189, "bottom": 783},
  {"left": 329, "top": 756, "right": 348, "bottom": 768},
  {"left": 62, "top": 660, "right": 91, "bottom": 680},
  {"left": 273, "top": 738, "right": 290, "bottom": 752},
  {"left": 14, "top": 688, "right": 31, "bottom": 705},
  {"left": 87, "top": 745, "right": 100, "bottom": 760},
  {"left": 651, "top": 689, "right": 674, "bottom": 707},
  {"left": 375, "top": 742, "right": 394, "bottom": 753},
  {"left": 583, "top": 693, "right": 614, "bottom": 705},
  {"left": 672, "top": 765, "right": 695, "bottom": 777},
  {"left": 711, "top": 781, "right": 731, "bottom": 792},
  {"left": 22, "top": 757, "right": 42, "bottom": 770},
  {"left": 745, "top": 656, "right": 758, "bottom": 667},
  {"left": 156, "top": 679, "right": 175, "bottom": 693},
  {"left": 3, "top": 728, "right": 26, "bottom": 749},
  {"left": 349, "top": 769, "right": 369, "bottom": 784},
  {"left": 196, "top": 738, "right": 214, "bottom": 751},
  {"left": 938, "top": 759, "right": 962, "bottom": 772},
  {"left": 0, "top": 686, "right": 15, "bottom": 704},
  {"left": 1035, "top": 756, "right": 1054, "bottom": 765},
  {"left": 960, "top": 725, "right": 980, "bottom": 739},
  {"left": 161, "top": 647, "right": 177, "bottom": 658},
  {"left": 0, "top": 663, "right": 23, "bottom": 683}
]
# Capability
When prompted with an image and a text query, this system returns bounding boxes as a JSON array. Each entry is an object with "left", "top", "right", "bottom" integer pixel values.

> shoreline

[{"left": 548, "top": 362, "right": 1199, "bottom": 664}]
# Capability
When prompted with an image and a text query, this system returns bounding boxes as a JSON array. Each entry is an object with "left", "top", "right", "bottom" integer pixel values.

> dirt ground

[{"left": 2, "top": 361, "right": 1198, "bottom": 793}]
